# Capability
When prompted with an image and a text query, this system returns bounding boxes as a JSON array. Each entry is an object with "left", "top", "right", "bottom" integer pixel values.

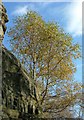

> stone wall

[
  {"left": 0, "top": 2, "right": 9, "bottom": 119},
  {"left": 2, "top": 46, "right": 38, "bottom": 119}
]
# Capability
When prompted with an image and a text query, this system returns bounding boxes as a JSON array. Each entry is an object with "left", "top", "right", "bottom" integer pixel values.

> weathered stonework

[
  {"left": 2, "top": 45, "right": 37, "bottom": 119},
  {"left": 0, "top": 2, "right": 8, "bottom": 40},
  {"left": 0, "top": 2, "right": 9, "bottom": 119}
]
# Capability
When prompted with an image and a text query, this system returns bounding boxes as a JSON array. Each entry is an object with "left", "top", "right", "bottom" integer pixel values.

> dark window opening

[
  {"left": 30, "top": 105, "right": 33, "bottom": 114},
  {"left": 35, "top": 108, "right": 38, "bottom": 115},
  {"left": 13, "top": 98, "right": 17, "bottom": 109},
  {"left": 28, "top": 104, "right": 31, "bottom": 114},
  {"left": 5, "top": 97, "right": 7, "bottom": 107},
  {"left": 2, "top": 91, "right": 4, "bottom": 99}
]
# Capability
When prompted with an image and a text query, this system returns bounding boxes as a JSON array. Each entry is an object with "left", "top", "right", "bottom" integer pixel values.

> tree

[{"left": 8, "top": 11, "right": 82, "bottom": 118}]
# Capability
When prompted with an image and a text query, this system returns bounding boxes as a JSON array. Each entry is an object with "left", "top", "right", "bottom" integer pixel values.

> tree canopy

[{"left": 8, "top": 11, "right": 82, "bottom": 118}]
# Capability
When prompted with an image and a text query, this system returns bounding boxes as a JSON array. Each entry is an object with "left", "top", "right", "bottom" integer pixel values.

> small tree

[{"left": 8, "top": 11, "right": 81, "bottom": 117}]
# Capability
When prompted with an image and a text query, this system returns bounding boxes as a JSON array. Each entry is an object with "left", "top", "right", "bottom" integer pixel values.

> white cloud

[
  {"left": 12, "top": 3, "right": 50, "bottom": 16},
  {"left": 12, "top": 5, "right": 28, "bottom": 15},
  {"left": 12, "top": 1, "right": 82, "bottom": 37},
  {"left": 65, "top": 2, "right": 82, "bottom": 37}
]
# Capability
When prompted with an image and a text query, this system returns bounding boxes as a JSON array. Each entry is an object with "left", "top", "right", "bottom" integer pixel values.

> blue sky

[{"left": 3, "top": 2, "right": 82, "bottom": 83}]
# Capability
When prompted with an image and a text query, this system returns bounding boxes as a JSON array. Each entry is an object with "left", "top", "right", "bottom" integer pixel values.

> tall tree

[{"left": 8, "top": 11, "right": 82, "bottom": 117}]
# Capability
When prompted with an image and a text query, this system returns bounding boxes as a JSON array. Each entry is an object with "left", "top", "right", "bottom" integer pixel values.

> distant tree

[{"left": 8, "top": 11, "right": 82, "bottom": 118}]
